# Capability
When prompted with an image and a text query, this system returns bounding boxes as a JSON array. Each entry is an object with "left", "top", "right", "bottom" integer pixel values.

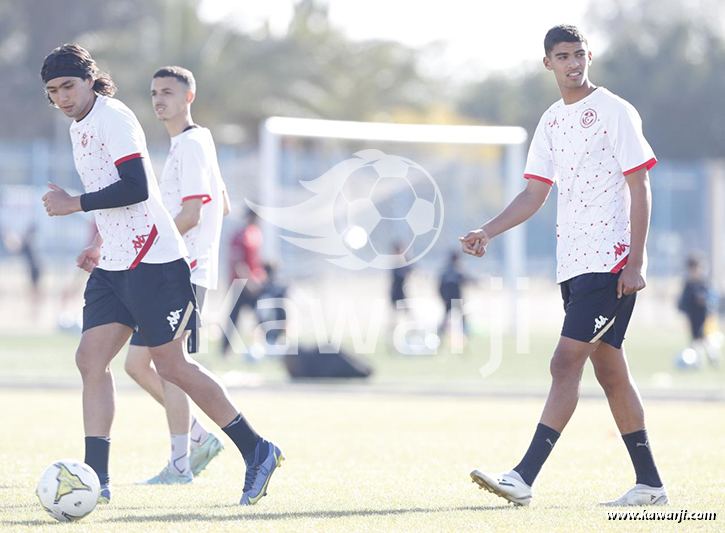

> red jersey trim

[
  {"left": 190, "top": 259, "right": 198, "bottom": 270},
  {"left": 129, "top": 225, "right": 158, "bottom": 270},
  {"left": 524, "top": 174, "right": 554, "bottom": 186},
  {"left": 610, "top": 254, "right": 629, "bottom": 274},
  {"left": 182, "top": 194, "right": 212, "bottom": 205},
  {"left": 623, "top": 158, "right": 657, "bottom": 176},
  {"left": 114, "top": 153, "right": 143, "bottom": 166}
]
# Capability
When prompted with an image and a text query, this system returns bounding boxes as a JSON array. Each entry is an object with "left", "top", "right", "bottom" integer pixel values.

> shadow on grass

[
  {"left": 97, "top": 504, "right": 516, "bottom": 523},
  {"left": 0, "top": 519, "right": 48, "bottom": 527},
  {"left": 0, "top": 504, "right": 38, "bottom": 510}
]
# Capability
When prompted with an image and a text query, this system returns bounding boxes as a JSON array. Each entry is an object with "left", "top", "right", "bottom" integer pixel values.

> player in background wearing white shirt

[
  {"left": 460, "top": 26, "right": 667, "bottom": 507},
  {"left": 41, "top": 45, "right": 283, "bottom": 506},
  {"left": 124, "top": 66, "right": 229, "bottom": 485}
]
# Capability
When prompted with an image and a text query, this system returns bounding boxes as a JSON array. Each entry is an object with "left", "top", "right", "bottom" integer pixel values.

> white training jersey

[
  {"left": 158, "top": 127, "right": 226, "bottom": 290},
  {"left": 69, "top": 95, "right": 187, "bottom": 271},
  {"left": 524, "top": 87, "right": 656, "bottom": 283}
]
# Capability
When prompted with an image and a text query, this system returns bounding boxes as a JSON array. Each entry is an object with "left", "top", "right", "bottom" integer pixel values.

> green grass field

[
  {"left": 0, "top": 390, "right": 724, "bottom": 532},
  {"left": 1, "top": 328, "right": 724, "bottom": 395},
  {"left": 1, "top": 327, "right": 724, "bottom": 532}
]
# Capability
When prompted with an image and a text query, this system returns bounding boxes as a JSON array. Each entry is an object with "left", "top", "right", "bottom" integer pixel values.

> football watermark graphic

[{"left": 246, "top": 149, "right": 444, "bottom": 270}]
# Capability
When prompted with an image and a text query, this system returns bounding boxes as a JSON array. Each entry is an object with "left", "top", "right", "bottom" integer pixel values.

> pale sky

[{"left": 199, "top": 0, "right": 597, "bottom": 81}]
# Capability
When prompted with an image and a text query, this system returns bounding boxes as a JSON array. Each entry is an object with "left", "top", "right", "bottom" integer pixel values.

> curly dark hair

[
  {"left": 40, "top": 44, "right": 116, "bottom": 103},
  {"left": 544, "top": 25, "right": 588, "bottom": 56}
]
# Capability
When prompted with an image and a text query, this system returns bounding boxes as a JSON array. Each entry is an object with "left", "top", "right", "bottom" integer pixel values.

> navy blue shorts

[
  {"left": 82, "top": 259, "right": 199, "bottom": 348},
  {"left": 560, "top": 272, "right": 636, "bottom": 349},
  {"left": 129, "top": 283, "right": 206, "bottom": 353}
]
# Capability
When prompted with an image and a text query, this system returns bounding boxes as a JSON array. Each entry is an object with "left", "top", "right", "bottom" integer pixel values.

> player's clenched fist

[
  {"left": 459, "top": 228, "right": 489, "bottom": 257},
  {"left": 42, "top": 182, "right": 81, "bottom": 216},
  {"left": 76, "top": 245, "right": 101, "bottom": 273}
]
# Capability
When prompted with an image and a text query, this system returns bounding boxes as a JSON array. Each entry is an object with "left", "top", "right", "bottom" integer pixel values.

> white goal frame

[{"left": 258, "top": 117, "right": 529, "bottom": 285}]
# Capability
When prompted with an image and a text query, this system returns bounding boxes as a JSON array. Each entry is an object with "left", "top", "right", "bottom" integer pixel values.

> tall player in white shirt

[
  {"left": 41, "top": 45, "right": 283, "bottom": 506},
  {"left": 460, "top": 26, "right": 667, "bottom": 507},
  {"left": 125, "top": 66, "right": 230, "bottom": 485}
]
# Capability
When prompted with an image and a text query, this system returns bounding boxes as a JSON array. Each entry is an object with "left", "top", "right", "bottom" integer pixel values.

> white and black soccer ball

[
  {"left": 36, "top": 459, "right": 100, "bottom": 522},
  {"left": 334, "top": 150, "right": 443, "bottom": 269}
]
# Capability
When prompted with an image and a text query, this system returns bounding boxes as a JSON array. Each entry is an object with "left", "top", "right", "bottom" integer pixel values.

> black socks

[
  {"left": 622, "top": 429, "right": 663, "bottom": 487},
  {"left": 84, "top": 436, "right": 110, "bottom": 486},
  {"left": 222, "top": 413, "right": 261, "bottom": 463},
  {"left": 513, "top": 423, "right": 561, "bottom": 486}
]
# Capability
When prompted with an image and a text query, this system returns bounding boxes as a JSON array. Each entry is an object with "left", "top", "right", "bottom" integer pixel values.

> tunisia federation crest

[{"left": 580, "top": 109, "right": 597, "bottom": 128}]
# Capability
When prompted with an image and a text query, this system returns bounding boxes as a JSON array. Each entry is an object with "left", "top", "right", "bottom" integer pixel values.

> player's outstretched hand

[
  {"left": 42, "top": 182, "right": 81, "bottom": 216},
  {"left": 76, "top": 246, "right": 100, "bottom": 273},
  {"left": 617, "top": 267, "right": 646, "bottom": 299},
  {"left": 459, "top": 229, "right": 489, "bottom": 257}
]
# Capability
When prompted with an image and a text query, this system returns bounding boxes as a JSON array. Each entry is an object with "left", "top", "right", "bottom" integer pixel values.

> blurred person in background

[
  {"left": 387, "top": 241, "right": 412, "bottom": 353},
  {"left": 390, "top": 243, "right": 412, "bottom": 308},
  {"left": 21, "top": 225, "right": 43, "bottom": 314},
  {"left": 3, "top": 225, "right": 44, "bottom": 319},
  {"left": 438, "top": 250, "right": 468, "bottom": 349},
  {"left": 678, "top": 253, "right": 721, "bottom": 367},
  {"left": 255, "top": 261, "right": 288, "bottom": 349},
  {"left": 221, "top": 210, "right": 266, "bottom": 357},
  {"left": 124, "top": 66, "right": 231, "bottom": 486}
]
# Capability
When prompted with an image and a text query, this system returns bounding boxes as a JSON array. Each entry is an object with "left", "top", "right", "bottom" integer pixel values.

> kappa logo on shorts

[
  {"left": 593, "top": 315, "right": 609, "bottom": 334},
  {"left": 167, "top": 308, "right": 183, "bottom": 331}
]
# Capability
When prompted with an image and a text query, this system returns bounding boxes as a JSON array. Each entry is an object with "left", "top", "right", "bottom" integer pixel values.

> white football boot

[
  {"left": 470, "top": 469, "right": 532, "bottom": 506},
  {"left": 599, "top": 484, "right": 669, "bottom": 506}
]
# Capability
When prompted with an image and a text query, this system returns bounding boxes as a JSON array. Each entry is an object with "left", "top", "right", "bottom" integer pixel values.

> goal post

[{"left": 258, "top": 117, "right": 529, "bottom": 288}]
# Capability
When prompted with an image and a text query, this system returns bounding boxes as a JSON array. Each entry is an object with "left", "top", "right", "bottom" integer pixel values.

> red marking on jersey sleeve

[
  {"left": 623, "top": 158, "right": 657, "bottom": 176},
  {"left": 190, "top": 259, "right": 198, "bottom": 270},
  {"left": 182, "top": 194, "right": 212, "bottom": 205},
  {"left": 129, "top": 225, "right": 158, "bottom": 269},
  {"left": 114, "top": 153, "right": 142, "bottom": 166},
  {"left": 524, "top": 174, "right": 554, "bottom": 186}
]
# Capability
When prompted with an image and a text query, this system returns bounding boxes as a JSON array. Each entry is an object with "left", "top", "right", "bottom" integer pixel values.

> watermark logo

[
  {"left": 246, "top": 149, "right": 444, "bottom": 270},
  {"left": 197, "top": 276, "right": 534, "bottom": 382}
]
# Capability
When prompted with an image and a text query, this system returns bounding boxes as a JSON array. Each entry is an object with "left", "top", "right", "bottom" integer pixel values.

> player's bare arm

[
  {"left": 42, "top": 182, "right": 82, "bottom": 216},
  {"left": 460, "top": 178, "right": 551, "bottom": 257},
  {"left": 618, "top": 167, "right": 651, "bottom": 298},
  {"left": 175, "top": 198, "right": 203, "bottom": 235}
]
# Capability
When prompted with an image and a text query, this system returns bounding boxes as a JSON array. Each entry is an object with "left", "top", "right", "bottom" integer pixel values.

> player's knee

[
  {"left": 154, "top": 358, "right": 181, "bottom": 386},
  {"left": 549, "top": 350, "right": 582, "bottom": 381},
  {"left": 124, "top": 356, "right": 142, "bottom": 381},
  {"left": 75, "top": 347, "right": 105, "bottom": 377},
  {"left": 594, "top": 366, "right": 626, "bottom": 396}
]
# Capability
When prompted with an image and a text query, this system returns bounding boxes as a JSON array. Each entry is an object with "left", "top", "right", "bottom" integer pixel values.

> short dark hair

[
  {"left": 544, "top": 25, "right": 588, "bottom": 56},
  {"left": 40, "top": 44, "right": 116, "bottom": 103},
  {"left": 153, "top": 66, "right": 196, "bottom": 93}
]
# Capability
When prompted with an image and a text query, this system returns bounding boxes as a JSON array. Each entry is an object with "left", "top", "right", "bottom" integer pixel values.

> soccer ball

[
  {"left": 335, "top": 150, "right": 443, "bottom": 269},
  {"left": 36, "top": 459, "right": 100, "bottom": 522}
]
